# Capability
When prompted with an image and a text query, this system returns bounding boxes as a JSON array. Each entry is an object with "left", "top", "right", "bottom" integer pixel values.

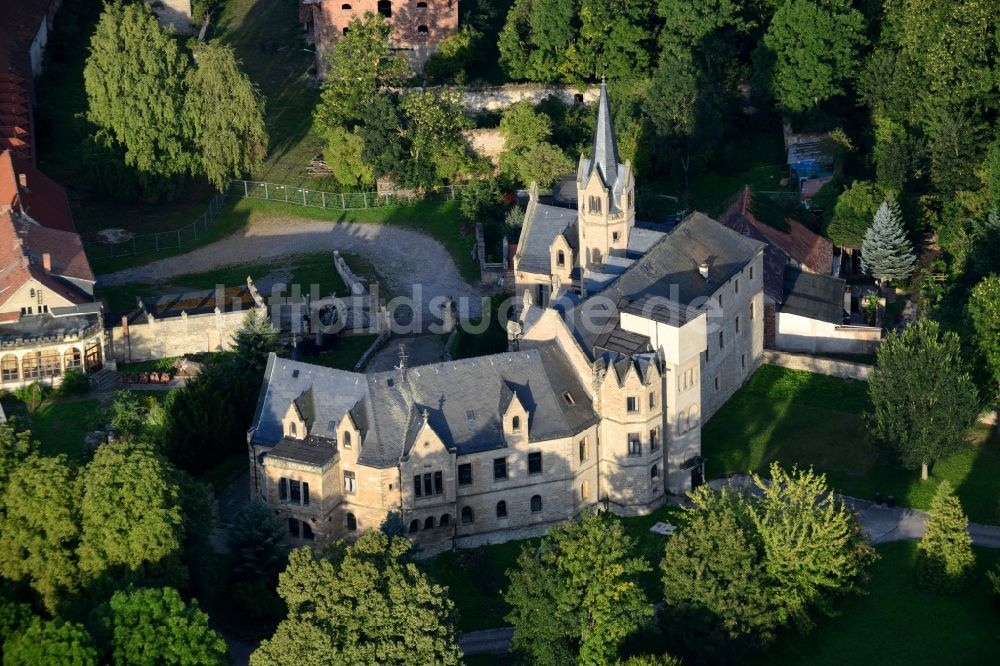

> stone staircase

[{"left": 90, "top": 368, "right": 123, "bottom": 393}]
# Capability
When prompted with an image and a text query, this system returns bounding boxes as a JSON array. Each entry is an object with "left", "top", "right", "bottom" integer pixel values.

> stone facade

[{"left": 305, "top": 0, "right": 458, "bottom": 76}]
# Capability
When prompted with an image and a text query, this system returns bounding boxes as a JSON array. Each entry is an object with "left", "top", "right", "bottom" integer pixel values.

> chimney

[
  {"left": 698, "top": 261, "right": 709, "bottom": 279},
  {"left": 42, "top": 252, "right": 51, "bottom": 272},
  {"left": 17, "top": 173, "right": 26, "bottom": 188}
]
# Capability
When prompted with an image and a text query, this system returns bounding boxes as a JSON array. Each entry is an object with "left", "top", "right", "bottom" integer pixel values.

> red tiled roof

[
  {"left": 748, "top": 210, "right": 833, "bottom": 276},
  {"left": 0, "top": 150, "right": 76, "bottom": 233}
]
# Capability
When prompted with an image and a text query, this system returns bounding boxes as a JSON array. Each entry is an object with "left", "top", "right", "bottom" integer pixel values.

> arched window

[
  {"left": 416, "top": 0, "right": 427, "bottom": 6},
  {"left": 511, "top": 415, "right": 521, "bottom": 433},
  {"left": 409, "top": 519, "right": 420, "bottom": 533},
  {"left": 651, "top": 464, "right": 659, "bottom": 480},
  {"left": 579, "top": 438, "right": 587, "bottom": 462},
  {"left": 424, "top": 516, "right": 435, "bottom": 529},
  {"left": 39, "top": 349, "right": 60, "bottom": 378},
  {"left": 440, "top": 513, "right": 450, "bottom": 526},
  {"left": 21, "top": 352, "right": 39, "bottom": 380},
  {"left": 343, "top": 431, "right": 352, "bottom": 449},
  {"left": 341, "top": 2, "right": 351, "bottom": 8},
  {"left": 557, "top": 250, "right": 565, "bottom": 267},
  {"left": 461, "top": 506, "right": 474, "bottom": 524},
  {"left": 63, "top": 347, "right": 81, "bottom": 370},
  {"left": 581, "top": 480, "right": 590, "bottom": 501},
  {"left": 346, "top": 512, "right": 357, "bottom": 531},
  {"left": 678, "top": 410, "right": 687, "bottom": 435},
  {"left": 302, "top": 522, "right": 315, "bottom": 541},
  {"left": 288, "top": 518, "right": 300, "bottom": 538},
  {"left": 1, "top": 354, "right": 18, "bottom": 383},
  {"left": 289, "top": 421, "right": 297, "bottom": 435},
  {"left": 530, "top": 495, "right": 542, "bottom": 513},
  {"left": 496, "top": 500, "right": 508, "bottom": 518},
  {"left": 377, "top": 0, "right": 391, "bottom": 17},
  {"left": 417, "top": 24, "right": 429, "bottom": 34},
  {"left": 342, "top": 27, "right": 349, "bottom": 35}
]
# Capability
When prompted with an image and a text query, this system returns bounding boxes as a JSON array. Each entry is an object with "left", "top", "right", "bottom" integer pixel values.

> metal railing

[{"left": 86, "top": 181, "right": 464, "bottom": 261}]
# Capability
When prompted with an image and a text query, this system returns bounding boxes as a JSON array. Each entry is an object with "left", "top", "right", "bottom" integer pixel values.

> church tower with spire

[{"left": 576, "top": 79, "right": 635, "bottom": 277}]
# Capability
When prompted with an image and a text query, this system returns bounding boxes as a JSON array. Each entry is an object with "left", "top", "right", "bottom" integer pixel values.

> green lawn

[
  {"left": 4, "top": 398, "right": 104, "bottom": 461},
  {"left": 758, "top": 541, "right": 1000, "bottom": 665},
  {"left": 703, "top": 365, "right": 1000, "bottom": 524}
]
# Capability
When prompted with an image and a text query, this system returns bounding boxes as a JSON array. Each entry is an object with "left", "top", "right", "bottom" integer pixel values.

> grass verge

[{"left": 703, "top": 365, "right": 1000, "bottom": 523}]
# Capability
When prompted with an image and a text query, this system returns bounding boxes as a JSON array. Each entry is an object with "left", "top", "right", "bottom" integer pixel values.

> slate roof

[
  {"left": 250, "top": 344, "right": 600, "bottom": 469},
  {"left": 269, "top": 436, "right": 337, "bottom": 467},
  {"left": 567, "top": 212, "right": 766, "bottom": 357},
  {"left": 516, "top": 201, "right": 578, "bottom": 276},
  {"left": 578, "top": 80, "right": 626, "bottom": 207},
  {"left": 780, "top": 267, "right": 846, "bottom": 325}
]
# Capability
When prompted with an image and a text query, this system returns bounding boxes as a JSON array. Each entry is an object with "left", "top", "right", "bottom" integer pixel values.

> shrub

[
  {"left": 917, "top": 480, "right": 976, "bottom": 593},
  {"left": 59, "top": 369, "right": 90, "bottom": 396}
]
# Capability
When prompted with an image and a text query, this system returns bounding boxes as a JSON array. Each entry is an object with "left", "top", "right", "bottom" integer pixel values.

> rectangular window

[
  {"left": 719, "top": 294, "right": 723, "bottom": 309},
  {"left": 715, "top": 376, "right": 720, "bottom": 391},
  {"left": 344, "top": 471, "right": 356, "bottom": 494},
  {"left": 750, "top": 265, "right": 754, "bottom": 280},
  {"left": 493, "top": 457, "right": 507, "bottom": 481},
  {"left": 422, "top": 473, "right": 433, "bottom": 497},
  {"left": 735, "top": 278, "right": 739, "bottom": 294},
  {"left": 742, "top": 354, "right": 746, "bottom": 370},
  {"left": 719, "top": 331, "right": 724, "bottom": 349},
  {"left": 458, "top": 463, "right": 473, "bottom": 486},
  {"left": 528, "top": 452, "right": 542, "bottom": 475},
  {"left": 279, "top": 477, "right": 287, "bottom": 501},
  {"left": 434, "top": 471, "right": 443, "bottom": 495},
  {"left": 303, "top": 482, "right": 310, "bottom": 506},
  {"left": 650, "top": 428, "right": 660, "bottom": 451},
  {"left": 735, "top": 315, "right": 740, "bottom": 334},
  {"left": 579, "top": 438, "right": 588, "bottom": 463},
  {"left": 413, "top": 474, "right": 422, "bottom": 497},
  {"left": 626, "top": 396, "right": 639, "bottom": 413},
  {"left": 628, "top": 433, "right": 641, "bottom": 457},
  {"left": 750, "top": 302, "right": 755, "bottom": 320},
  {"left": 648, "top": 392, "right": 655, "bottom": 409},
  {"left": 290, "top": 480, "right": 301, "bottom": 504},
  {"left": 302, "top": 522, "right": 314, "bottom": 541}
]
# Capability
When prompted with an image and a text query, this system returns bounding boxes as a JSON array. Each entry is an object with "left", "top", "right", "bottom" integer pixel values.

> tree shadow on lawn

[{"left": 702, "top": 366, "right": 1000, "bottom": 523}]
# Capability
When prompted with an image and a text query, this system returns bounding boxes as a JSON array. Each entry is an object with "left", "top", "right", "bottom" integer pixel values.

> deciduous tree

[
  {"left": 917, "top": 481, "right": 976, "bottom": 592},
  {"left": 184, "top": 43, "right": 268, "bottom": 191},
  {"left": 2, "top": 617, "right": 98, "bottom": 666},
  {"left": 92, "top": 587, "right": 227, "bottom": 666},
  {"left": 505, "top": 510, "right": 652, "bottom": 665},
  {"left": 0, "top": 424, "right": 36, "bottom": 497},
  {"left": 83, "top": 3, "right": 192, "bottom": 182},
  {"left": 828, "top": 180, "right": 883, "bottom": 248},
  {"left": 868, "top": 318, "right": 980, "bottom": 480},
  {"left": 252, "top": 534, "right": 461, "bottom": 665},
  {"left": 968, "top": 275, "right": 1000, "bottom": 404},
  {"left": 763, "top": 0, "right": 865, "bottom": 112},
  {"left": 77, "top": 442, "right": 187, "bottom": 589},
  {"left": 0, "top": 454, "right": 80, "bottom": 613}
]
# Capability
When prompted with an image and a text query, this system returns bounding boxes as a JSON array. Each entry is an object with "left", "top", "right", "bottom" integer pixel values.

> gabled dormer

[
  {"left": 282, "top": 400, "right": 308, "bottom": 439},
  {"left": 500, "top": 382, "right": 529, "bottom": 443}
]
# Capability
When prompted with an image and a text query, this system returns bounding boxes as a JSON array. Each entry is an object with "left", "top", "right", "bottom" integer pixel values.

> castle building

[
  {"left": 301, "top": 0, "right": 458, "bottom": 77},
  {"left": 247, "top": 82, "right": 767, "bottom": 553}
]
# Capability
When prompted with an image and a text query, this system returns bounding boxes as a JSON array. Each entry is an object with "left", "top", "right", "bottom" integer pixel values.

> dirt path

[{"left": 98, "top": 216, "right": 484, "bottom": 321}]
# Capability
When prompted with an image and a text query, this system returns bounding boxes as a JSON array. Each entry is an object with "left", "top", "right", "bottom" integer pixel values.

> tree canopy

[
  {"left": 2, "top": 617, "right": 98, "bottom": 666},
  {"left": 868, "top": 318, "right": 980, "bottom": 480},
  {"left": 661, "top": 464, "right": 874, "bottom": 662},
  {"left": 252, "top": 534, "right": 461, "bottom": 665},
  {"left": 0, "top": 454, "right": 79, "bottom": 613},
  {"left": 916, "top": 481, "right": 976, "bottom": 593},
  {"left": 92, "top": 587, "right": 227, "bottom": 666},
  {"left": 968, "top": 275, "right": 1000, "bottom": 401},
  {"left": 763, "top": 0, "right": 866, "bottom": 112},
  {"left": 505, "top": 510, "right": 652, "bottom": 665}
]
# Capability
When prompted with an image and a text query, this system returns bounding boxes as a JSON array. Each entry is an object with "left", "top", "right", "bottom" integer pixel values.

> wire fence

[{"left": 86, "top": 181, "right": 465, "bottom": 261}]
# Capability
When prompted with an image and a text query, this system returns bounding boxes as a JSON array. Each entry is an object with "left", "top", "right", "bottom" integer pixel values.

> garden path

[{"left": 97, "top": 215, "right": 484, "bottom": 325}]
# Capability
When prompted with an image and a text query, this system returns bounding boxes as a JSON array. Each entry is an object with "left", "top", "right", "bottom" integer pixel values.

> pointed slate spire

[{"left": 588, "top": 77, "right": 621, "bottom": 190}]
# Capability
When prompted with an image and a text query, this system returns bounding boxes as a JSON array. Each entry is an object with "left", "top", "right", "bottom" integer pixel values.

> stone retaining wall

[{"left": 762, "top": 350, "right": 871, "bottom": 380}]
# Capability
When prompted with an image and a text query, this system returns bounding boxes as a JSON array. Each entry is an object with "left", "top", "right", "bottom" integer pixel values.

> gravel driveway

[{"left": 98, "top": 215, "right": 484, "bottom": 323}]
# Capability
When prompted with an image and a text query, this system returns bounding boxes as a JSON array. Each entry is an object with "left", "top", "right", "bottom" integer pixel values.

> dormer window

[
  {"left": 512, "top": 416, "right": 521, "bottom": 433},
  {"left": 328, "top": 420, "right": 336, "bottom": 432},
  {"left": 289, "top": 422, "right": 297, "bottom": 436},
  {"left": 588, "top": 196, "right": 602, "bottom": 214},
  {"left": 343, "top": 431, "right": 352, "bottom": 449},
  {"left": 556, "top": 250, "right": 565, "bottom": 267},
  {"left": 563, "top": 392, "right": 575, "bottom": 406}
]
